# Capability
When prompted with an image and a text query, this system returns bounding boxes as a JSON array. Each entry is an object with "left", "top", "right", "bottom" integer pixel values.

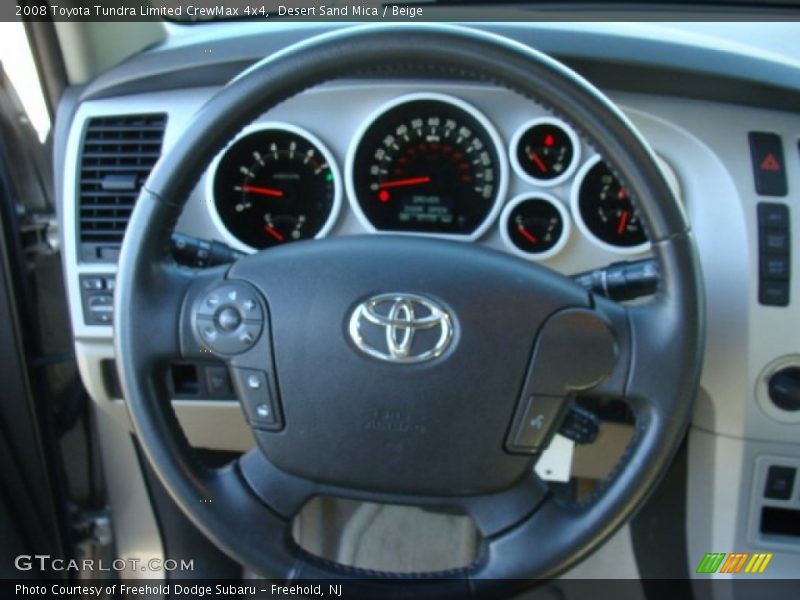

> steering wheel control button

[
  {"left": 764, "top": 466, "right": 796, "bottom": 500},
  {"left": 748, "top": 132, "right": 787, "bottom": 197},
  {"left": 231, "top": 368, "right": 282, "bottom": 430},
  {"left": 192, "top": 282, "right": 265, "bottom": 355},
  {"left": 216, "top": 307, "right": 242, "bottom": 331},
  {"left": 506, "top": 395, "right": 566, "bottom": 454}
]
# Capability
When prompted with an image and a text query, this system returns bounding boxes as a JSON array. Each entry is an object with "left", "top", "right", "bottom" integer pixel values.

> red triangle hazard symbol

[{"left": 760, "top": 153, "right": 781, "bottom": 171}]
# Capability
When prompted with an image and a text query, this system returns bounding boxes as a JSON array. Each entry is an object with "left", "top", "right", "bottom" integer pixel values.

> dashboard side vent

[{"left": 78, "top": 113, "right": 167, "bottom": 261}]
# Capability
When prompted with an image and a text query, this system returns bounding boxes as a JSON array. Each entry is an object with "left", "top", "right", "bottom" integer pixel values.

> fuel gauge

[{"left": 499, "top": 194, "right": 570, "bottom": 261}]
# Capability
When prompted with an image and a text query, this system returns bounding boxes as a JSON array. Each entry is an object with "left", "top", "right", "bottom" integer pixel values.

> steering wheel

[{"left": 114, "top": 24, "right": 704, "bottom": 597}]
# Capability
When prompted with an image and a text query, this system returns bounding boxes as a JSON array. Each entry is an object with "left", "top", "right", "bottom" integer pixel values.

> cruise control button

[{"left": 506, "top": 395, "right": 566, "bottom": 454}]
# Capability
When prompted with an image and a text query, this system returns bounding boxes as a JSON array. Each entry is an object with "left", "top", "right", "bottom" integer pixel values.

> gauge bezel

[
  {"left": 206, "top": 122, "right": 343, "bottom": 254},
  {"left": 570, "top": 155, "right": 651, "bottom": 256},
  {"left": 509, "top": 117, "right": 581, "bottom": 188},
  {"left": 345, "top": 92, "right": 509, "bottom": 242},
  {"left": 498, "top": 193, "right": 571, "bottom": 261}
]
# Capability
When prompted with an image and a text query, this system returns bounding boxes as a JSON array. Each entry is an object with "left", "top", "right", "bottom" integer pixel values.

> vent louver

[{"left": 78, "top": 113, "right": 167, "bottom": 261}]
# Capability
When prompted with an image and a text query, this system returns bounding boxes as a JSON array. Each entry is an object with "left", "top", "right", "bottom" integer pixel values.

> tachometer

[
  {"left": 571, "top": 156, "right": 649, "bottom": 254},
  {"left": 210, "top": 124, "right": 341, "bottom": 251},
  {"left": 346, "top": 94, "right": 507, "bottom": 239}
]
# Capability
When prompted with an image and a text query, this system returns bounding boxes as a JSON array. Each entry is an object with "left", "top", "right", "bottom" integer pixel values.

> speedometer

[{"left": 346, "top": 94, "right": 507, "bottom": 239}]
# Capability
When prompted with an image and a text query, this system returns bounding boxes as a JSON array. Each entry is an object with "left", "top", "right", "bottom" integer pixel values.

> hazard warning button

[{"left": 749, "top": 132, "right": 787, "bottom": 197}]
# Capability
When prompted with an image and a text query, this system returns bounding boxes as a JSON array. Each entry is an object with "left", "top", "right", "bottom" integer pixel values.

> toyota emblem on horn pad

[{"left": 348, "top": 293, "right": 454, "bottom": 364}]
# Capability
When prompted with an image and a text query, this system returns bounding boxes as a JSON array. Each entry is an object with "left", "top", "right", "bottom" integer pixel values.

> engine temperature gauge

[{"left": 499, "top": 194, "right": 570, "bottom": 260}]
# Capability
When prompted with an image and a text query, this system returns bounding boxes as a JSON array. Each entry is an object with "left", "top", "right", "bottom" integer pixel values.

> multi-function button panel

[
  {"left": 191, "top": 281, "right": 282, "bottom": 431},
  {"left": 80, "top": 274, "right": 116, "bottom": 324},
  {"left": 758, "top": 203, "right": 791, "bottom": 306},
  {"left": 194, "top": 282, "right": 264, "bottom": 355}
]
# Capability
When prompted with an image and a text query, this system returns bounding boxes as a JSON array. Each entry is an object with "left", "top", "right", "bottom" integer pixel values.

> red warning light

[
  {"left": 760, "top": 153, "right": 781, "bottom": 172},
  {"left": 378, "top": 189, "right": 390, "bottom": 203},
  {"left": 544, "top": 134, "right": 555, "bottom": 147}
]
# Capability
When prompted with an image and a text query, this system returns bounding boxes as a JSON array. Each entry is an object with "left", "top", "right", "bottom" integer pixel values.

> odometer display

[{"left": 348, "top": 95, "right": 506, "bottom": 237}]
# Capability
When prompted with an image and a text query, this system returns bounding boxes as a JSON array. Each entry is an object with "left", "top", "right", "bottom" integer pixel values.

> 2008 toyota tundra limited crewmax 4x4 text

[{"left": 0, "top": 3, "right": 799, "bottom": 599}]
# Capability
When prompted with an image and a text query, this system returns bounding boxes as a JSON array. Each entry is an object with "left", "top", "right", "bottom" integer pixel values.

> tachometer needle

[
  {"left": 377, "top": 176, "right": 432, "bottom": 189},
  {"left": 517, "top": 225, "right": 538, "bottom": 244},
  {"left": 616, "top": 210, "right": 630, "bottom": 235},
  {"left": 242, "top": 185, "right": 284, "bottom": 198},
  {"left": 263, "top": 225, "right": 285, "bottom": 242},
  {"left": 530, "top": 152, "right": 548, "bottom": 173}
]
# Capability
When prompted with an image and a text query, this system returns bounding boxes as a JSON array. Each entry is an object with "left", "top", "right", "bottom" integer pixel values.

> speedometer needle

[
  {"left": 242, "top": 185, "right": 284, "bottom": 198},
  {"left": 377, "top": 176, "right": 432, "bottom": 189}
]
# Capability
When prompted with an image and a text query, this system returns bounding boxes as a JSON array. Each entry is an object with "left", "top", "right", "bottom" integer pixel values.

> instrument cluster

[{"left": 208, "top": 92, "right": 653, "bottom": 259}]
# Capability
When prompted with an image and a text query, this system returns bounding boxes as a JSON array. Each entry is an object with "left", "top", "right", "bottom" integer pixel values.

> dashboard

[
  {"left": 206, "top": 90, "right": 652, "bottom": 258},
  {"left": 55, "top": 21, "right": 800, "bottom": 584}
]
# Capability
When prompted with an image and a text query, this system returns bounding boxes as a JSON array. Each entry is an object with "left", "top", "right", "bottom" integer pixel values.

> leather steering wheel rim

[{"left": 114, "top": 23, "right": 704, "bottom": 597}]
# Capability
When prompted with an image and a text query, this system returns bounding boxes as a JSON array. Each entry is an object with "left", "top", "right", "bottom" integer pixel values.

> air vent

[{"left": 78, "top": 113, "right": 167, "bottom": 261}]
